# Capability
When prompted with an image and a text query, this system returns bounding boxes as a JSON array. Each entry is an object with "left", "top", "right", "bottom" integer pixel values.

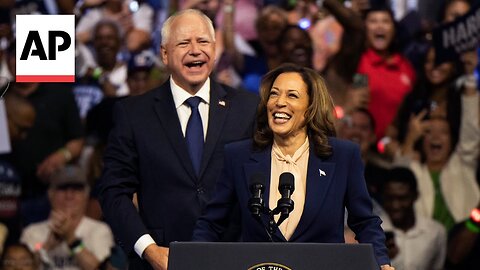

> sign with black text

[{"left": 16, "top": 15, "right": 75, "bottom": 82}]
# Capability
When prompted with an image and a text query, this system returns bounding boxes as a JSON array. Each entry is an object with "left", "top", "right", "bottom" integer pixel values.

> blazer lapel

[
  {"left": 153, "top": 82, "right": 197, "bottom": 181},
  {"left": 199, "top": 81, "right": 228, "bottom": 178},
  {"left": 244, "top": 146, "right": 287, "bottom": 242},
  {"left": 290, "top": 150, "right": 336, "bottom": 241}
]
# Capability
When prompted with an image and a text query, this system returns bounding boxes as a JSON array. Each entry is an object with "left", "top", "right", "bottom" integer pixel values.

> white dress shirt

[
  {"left": 21, "top": 217, "right": 114, "bottom": 269},
  {"left": 391, "top": 215, "right": 447, "bottom": 270},
  {"left": 133, "top": 77, "right": 211, "bottom": 258},
  {"left": 170, "top": 77, "right": 210, "bottom": 139}
]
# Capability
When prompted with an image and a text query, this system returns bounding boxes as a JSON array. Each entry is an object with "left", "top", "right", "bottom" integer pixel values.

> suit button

[{"left": 197, "top": 188, "right": 205, "bottom": 194}]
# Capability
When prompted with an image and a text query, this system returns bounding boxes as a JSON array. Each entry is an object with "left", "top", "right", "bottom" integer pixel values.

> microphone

[
  {"left": 248, "top": 173, "right": 265, "bottom": 218},
  {"left": 276, "top": 172, "right": 295, "bottom": 225}
]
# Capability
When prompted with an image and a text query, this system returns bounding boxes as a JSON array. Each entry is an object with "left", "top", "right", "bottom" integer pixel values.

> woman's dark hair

[
  {"left": 1, "top": 243, "right": 37, "bottom": 269},
  {"left": 393, "top": 45, "right": 462, "bottom": 153},
  {"left": 254, "top": 63, "right": 336, "bottom": 159}
]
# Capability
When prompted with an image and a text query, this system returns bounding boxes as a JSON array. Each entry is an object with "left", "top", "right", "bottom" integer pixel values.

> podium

[{"left": 168, "top": 242, "right": 379, "bottom": 270}]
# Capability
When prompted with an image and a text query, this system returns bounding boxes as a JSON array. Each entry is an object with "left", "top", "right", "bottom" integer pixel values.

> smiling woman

[
  {"left": 255, "top": 64, "right": 336, "bottom": 159},
  {"left": 392, "top": 71, "right": 480, "bottom": 232},
  {"left": 267, "top": 72, "right": 309, "bottom": 149},
  {"left": 193, "top": 63, "right": 394, "bottom": 270}
]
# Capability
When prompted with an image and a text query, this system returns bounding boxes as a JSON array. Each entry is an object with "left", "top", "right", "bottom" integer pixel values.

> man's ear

[{"left": 160, "top": 45, "right": 168, "bottom": 66}]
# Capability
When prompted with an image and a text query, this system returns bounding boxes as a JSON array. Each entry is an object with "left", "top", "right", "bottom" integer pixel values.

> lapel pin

[
  {"left": 319, "top": 169, "right": 326, "bottom": 177},
  {"left": 218, "top": 100, "right": 226, "bottom": 107}
]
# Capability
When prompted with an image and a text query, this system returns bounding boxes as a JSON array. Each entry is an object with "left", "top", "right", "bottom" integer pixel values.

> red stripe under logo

[{"left": 16, "top": 75, "right": 75, "bottom": 82}]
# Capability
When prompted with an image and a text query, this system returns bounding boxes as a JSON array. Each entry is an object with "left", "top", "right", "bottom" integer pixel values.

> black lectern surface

[{"left": 168, "top": 242, "right": 379, "bottom": 270}]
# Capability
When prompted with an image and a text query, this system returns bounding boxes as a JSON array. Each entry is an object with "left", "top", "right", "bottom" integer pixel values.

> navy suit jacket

[
  {"left": 99, "top": 80, "right": 259, "bottom": 259},
  {"left": 193, "top": 138, "right": 390, "bottom": 266}
]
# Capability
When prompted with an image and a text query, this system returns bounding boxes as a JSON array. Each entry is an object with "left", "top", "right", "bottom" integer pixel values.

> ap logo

[{"left": 16, "top": 15, "right": 75, "bottom": 82}]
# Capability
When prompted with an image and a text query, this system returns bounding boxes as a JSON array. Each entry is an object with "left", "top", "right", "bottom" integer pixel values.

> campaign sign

[
  {"left": 432, "top": 4, "right": 480, "bottom": 65},
  {"left": 0, "top": 100, "right": 11, "bottom": 154},
  {"left": 16, "top": 15, "right": 75, "bottom": 82}
]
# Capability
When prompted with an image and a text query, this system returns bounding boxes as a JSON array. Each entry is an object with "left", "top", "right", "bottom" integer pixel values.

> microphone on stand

[
  {"left": 248, "top": 173, "right": 276, "bottom": 242},
  {"left": 276, "top": 172, "right": 295, "bottom": 226},
  {"left": 248, "top": 173, "right": 265, "bottom": 219}
]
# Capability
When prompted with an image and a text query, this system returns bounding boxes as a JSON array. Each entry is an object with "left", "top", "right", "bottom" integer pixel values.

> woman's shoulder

[
  {"left": 327, "top": 137, "right": 360, "bottom": 157},
  {"left": 328, "top": 137, "right": 358, "bottom": 149}
]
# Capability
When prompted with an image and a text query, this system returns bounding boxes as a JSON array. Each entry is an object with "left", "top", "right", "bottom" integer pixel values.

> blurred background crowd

[{"left": 0, "top": 0, "right": 479, "bottom": 269}]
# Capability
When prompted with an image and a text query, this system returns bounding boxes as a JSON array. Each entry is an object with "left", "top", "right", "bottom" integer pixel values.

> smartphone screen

[{"left": 352, "top": 73, "right": 369, "bottom": 89}]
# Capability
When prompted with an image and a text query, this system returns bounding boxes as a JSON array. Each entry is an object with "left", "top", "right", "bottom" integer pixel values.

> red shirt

[{"left": 358, "top": 49, "right": 416, "bottom": 139}]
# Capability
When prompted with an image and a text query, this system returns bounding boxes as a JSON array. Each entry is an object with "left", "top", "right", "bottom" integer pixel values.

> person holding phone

[
  {"left": 342, "top": 73, "right": 371, "bottom": 115},
  {"left": 392, "top": 74, "right": 479, "bottom": 232},
  {"left": 357, "top": 4, "right": 416, "bottom": 139},
  {"left": 384, "top": 46, "right": 463, "bottom": 159}
]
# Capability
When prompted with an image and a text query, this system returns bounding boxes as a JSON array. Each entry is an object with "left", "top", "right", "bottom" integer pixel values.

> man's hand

[
  {"left": 385, "top": 235, "right": 399, "bottom": 259},
  {"left": 100, "top": 76, "right": 118, "bottom": 97},
  {"left": 44, "top": 210, "right": 76, "bottom": 250},
  {"left": 37, "top": 151, "right": 67, "bottom": 182},
  {"left": 344, "top": 85, "right": 370, "bottom": 113},
  {"left": 143, "top": 244, "right": 169, "bottom": 270},
  {"left": 49, "top": 210, "right": 76, "bottom": 244},
  {"left": 406, "top": 110, "right": 429, "bottom": 143},
  {"left": 43, "top": 231, "right": 62, "bottom": 250}
]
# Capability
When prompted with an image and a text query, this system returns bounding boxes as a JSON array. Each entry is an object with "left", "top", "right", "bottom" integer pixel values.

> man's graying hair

[{"left": 161, "top": 9, "right": 216, "bottom": 46}]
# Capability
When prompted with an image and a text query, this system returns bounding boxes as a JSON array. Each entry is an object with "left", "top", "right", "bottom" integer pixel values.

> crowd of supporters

[{"left": 0, "top": 0, "right": 479, "bottom": 269}]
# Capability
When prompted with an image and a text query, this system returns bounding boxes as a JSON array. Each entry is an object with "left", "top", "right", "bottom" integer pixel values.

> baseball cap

[
  {"left": 49, "top": 165, "right": 88, "bottom": 190},
  {"left": 127, "top": 50, "right": 155, "bottom": 75}
]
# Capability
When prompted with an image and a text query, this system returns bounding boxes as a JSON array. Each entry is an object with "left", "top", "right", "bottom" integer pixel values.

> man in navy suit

[{"left": 99, "top": 9, "right": 258, "bottom": 270}]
